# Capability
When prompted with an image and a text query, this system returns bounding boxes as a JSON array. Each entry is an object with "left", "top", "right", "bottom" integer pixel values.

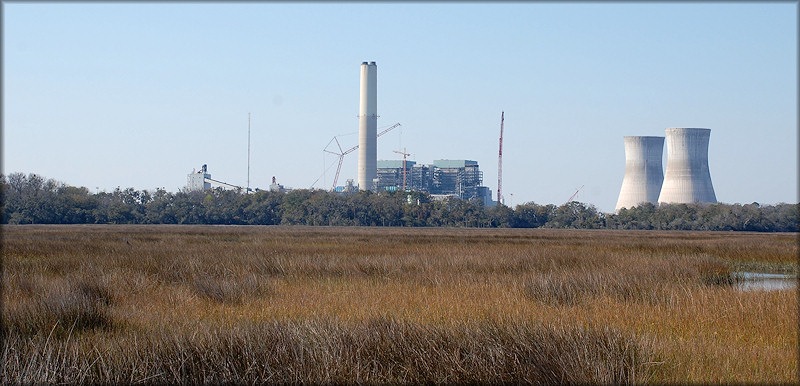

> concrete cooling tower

[
  {"left": 658, "top": 128, "right": 717, "bottom": 204},
  {"left": 615, "top": 136, "right": 665, "bottom": 211},
  {"left": 358, "top": 61, "right": 378, "bottom": 191}
]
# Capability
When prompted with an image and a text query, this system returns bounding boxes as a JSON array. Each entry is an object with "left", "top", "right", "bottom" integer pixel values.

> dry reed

[
  {"left": 2, "top": 225, "right": 797, "bottom": 383},
  {"left": 3, "top": 318, "right": 653, "bottom": 384}
]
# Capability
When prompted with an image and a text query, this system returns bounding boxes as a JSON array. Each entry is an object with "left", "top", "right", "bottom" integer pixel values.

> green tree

[{"left": 486, "top": 203, "right": 513, "bottom": 228}]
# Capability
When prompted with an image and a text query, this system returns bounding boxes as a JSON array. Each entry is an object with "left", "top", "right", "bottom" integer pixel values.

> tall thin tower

[
  {"left": 247, "top": 112, "right": 251, "bottom": 192},
  {"left": 358, "top": 61, "right": 378, "bottom": 191},
  {"left": 658, "top": 128, "right": 717, "bottom": 204},
  {"left": 615, "top": 136, "right": 664, "bottom": 211},
  {"left": 497, "top": 111, "right": 504, "bottom": 205}
]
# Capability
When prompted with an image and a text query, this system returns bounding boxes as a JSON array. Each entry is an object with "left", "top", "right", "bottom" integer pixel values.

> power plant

[
  {"left": 616, "top": 128, "right": 717, "bottom": 211},
  {"left": 658, "top": 128, "right": 717, "bottom": 204},
  {"left": 326, "top": 61, "right": 496, "bottom": 205},
  {"left": 358, "top": 61, "right": 378, "bottom": 191},
  {"left": 615, "top": 136, "right": 664, "bottom": 211},
  {"left": 183, "top": 62, "right": 724, "bottom": 212},
  {"left": 187, "top": 61, "right": 496, "bottom": 206}
]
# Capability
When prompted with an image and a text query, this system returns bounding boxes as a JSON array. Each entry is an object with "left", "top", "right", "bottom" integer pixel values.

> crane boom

[
  {"left": 377, "top": 122, "right": 402, "bottom": 138},
  {"left": 339, "top": 122, "right": 398, "bottom": 157},
  {"left": 566, "top": 185, "right": 584, "bottom": 203},
  {"left": 498, "top": 111, "right": 504, "bottom": 205}
]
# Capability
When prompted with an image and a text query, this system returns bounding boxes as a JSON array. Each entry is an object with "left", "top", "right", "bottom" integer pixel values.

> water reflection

[{"left": 735, "top": 272, "right": 797, "bottom": 292}]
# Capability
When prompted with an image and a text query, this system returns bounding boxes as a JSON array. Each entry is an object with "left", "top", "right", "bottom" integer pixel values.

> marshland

[{"left": 2, "top": 225, "right": 797, "bottom": 383}]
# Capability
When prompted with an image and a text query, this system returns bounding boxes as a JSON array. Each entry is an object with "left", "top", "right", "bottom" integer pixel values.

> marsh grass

[
  {"left": 3, "top": 318, "right": 653, "bottom": 384},
  {"left": 191, "top": 272, "right": 267, "bottom": 304},
  {"left": 2, "top": 225, "right": 797, "bottom": 383},
  {"left": 6, "top": 278, "right": 114, "bottom": 338},
  {"left": 523, "top": 253, "right": 735, "bottom": 306}
]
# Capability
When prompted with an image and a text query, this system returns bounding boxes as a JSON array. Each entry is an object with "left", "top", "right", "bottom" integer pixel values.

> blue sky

[{"left": 3, "top": 2, "right": 796, "bottom": 212}]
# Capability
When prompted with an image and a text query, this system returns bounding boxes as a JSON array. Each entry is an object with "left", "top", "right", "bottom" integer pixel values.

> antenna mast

[
  {"left": 498, "top": 111, "right": 504, "bottom": 205},
  {"left": 247, "top": 112, "right": 251, "bottom": 192}
]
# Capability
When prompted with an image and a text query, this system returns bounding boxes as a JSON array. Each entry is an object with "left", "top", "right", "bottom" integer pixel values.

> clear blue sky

[{"left": 3, "top": 2, "right": 796, "bottom": 212}]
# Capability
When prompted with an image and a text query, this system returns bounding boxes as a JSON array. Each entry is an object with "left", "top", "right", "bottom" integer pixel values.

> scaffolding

[
  {"left": 377, "top": 159, "right": 485, "bottom": 201},
  {"left": 409, "top": 164, "right": 432, "bottom": 192}
]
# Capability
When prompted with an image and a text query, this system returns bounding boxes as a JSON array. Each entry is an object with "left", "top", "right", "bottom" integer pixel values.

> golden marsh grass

[{"left": 2, "top": 225, "right": 797, "bottom": 383}]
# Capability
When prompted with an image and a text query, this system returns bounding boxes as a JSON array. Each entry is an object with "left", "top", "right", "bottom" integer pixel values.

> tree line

[{"left": 1, "top": 173, "right": 797, "bottom": 231}]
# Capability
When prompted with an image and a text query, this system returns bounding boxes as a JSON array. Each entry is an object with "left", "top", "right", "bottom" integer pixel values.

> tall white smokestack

[
  {"left": 358, "top": 61, "right": 378, "bottom": 191},
  {"left": 615, "top": 136, "right": 664, "bottom": 211},
  {"left": 658, "top": 128, "right": 717, "bottom": 204}
]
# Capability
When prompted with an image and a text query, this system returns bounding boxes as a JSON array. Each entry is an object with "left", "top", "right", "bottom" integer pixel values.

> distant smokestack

[
  {"left": 358, "top": 61, "right": 377, "bottom": 191},
  {"left": 615, "top": 136, "right": 664, "bottom": 211},
  {"left": 658, "top": 128, "right": 717, "bottom": 204}
]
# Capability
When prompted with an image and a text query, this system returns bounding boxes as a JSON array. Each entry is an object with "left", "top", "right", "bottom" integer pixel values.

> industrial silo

[
  {"left": 658, "top": 128, "right": 717, "bottom": 204},
  {"left": 358, "top": 61, "right": 378, "bottom": 191},
  {"left": 615, "top": 136, "right": 665, "bottom": 211}
]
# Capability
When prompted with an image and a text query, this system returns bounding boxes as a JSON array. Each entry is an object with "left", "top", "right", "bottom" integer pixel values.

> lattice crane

[
  {"left": 322, "top": 123, "right": 401, "bottom": 190},
  {"left": 393, "top": 147, "right": 411, "bottom": 191},
  {"left": 566, "top": 185, "right": 584, "bottom": 204}
]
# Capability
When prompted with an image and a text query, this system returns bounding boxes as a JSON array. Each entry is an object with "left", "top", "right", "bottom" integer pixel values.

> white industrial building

[
  {"left": 187, "top": 164, "right": 212, "bottom": 191},
  {"left": 186, "top": 164, "right": 253, "bottom": 193}
]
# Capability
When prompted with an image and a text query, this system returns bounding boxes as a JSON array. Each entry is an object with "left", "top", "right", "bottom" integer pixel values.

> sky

[{"left": 3, "top": 2, "right": 797, "bottom": 212}]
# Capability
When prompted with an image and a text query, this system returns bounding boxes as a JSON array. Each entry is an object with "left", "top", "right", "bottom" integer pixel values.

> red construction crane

[
  {"left": 322, "top": 123, "right": 401, "bottom": 190},
  {"left": 393, "top": 147, "right": 411, "bottom": 191},
  {"left": 497, "top": 111, "right": 504, "bottom": 205},
  {"left": 566, "top": 185, "right": 584, "bottom": 204}
]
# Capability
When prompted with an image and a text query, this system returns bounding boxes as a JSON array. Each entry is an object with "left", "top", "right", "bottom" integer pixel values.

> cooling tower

[
  {"left": 615, "top": 136, "right": 665, "bottom": 211},
  {"left": 658, "top": 128, "right": 717, "bottom": 204},
  {"left": 358, "top": 61, "right": 378, "bottom": 191}
]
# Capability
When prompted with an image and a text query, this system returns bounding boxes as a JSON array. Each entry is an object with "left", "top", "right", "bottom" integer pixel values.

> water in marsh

[{"left": 735, "top": 272, "right": 797, "bottom": 292}]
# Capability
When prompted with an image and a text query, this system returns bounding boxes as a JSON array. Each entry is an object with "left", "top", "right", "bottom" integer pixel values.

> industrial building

[
  {"left": 376, "top": 160, "right": 416, "bottom": 192},
  {"left": 375, "top": 159, "right": 494, "bottom": 206},
  {"left": 187, "top": 164, "right": 212, "bottom": 191},
  {"left": 269, "top": 176, "right": 290, "bottom": 193},
  {"left": 186, "top": 164, "right": 256, "bottom": 193},
  {"left": 615, "top": 136, "right": 665, "bottom": 211},
  {"left": 658, "top": 128, "right": 717, "bottom": 204},
  {"left": 358, "top": 61, "right": 378, "bottom": 191}
]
